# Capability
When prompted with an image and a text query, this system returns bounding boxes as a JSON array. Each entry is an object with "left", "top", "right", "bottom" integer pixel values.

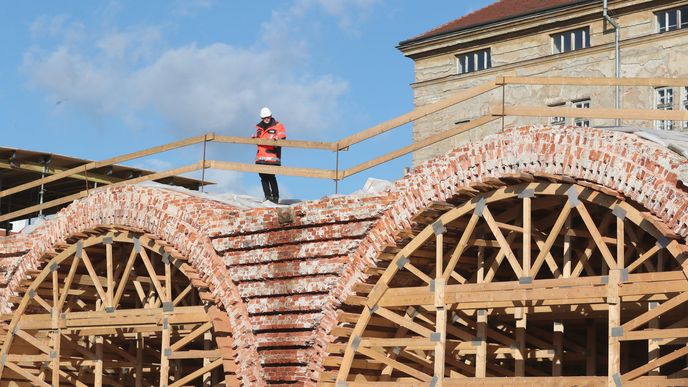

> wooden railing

[{"left": 2, "top": 76, "right": 687, "bottom": 223}]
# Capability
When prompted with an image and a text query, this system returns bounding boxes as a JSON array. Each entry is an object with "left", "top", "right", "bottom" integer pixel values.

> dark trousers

[{"left": 259, "top": 173, "right": 279, "bottom": 202}]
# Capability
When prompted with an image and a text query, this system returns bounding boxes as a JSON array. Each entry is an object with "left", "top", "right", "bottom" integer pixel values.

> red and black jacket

[{"left": 253, "top": 118, "right": 286, "bottom": 165}]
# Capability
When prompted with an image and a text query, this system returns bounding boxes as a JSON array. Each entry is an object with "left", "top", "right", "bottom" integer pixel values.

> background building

[{"left": 398, "top": 0, "right": 688, "bottom": 164}]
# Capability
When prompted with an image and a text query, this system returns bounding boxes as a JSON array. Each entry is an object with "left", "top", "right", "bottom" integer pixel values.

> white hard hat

[{"left": 260, "top": 107, "right": 272, "bottom": 118}]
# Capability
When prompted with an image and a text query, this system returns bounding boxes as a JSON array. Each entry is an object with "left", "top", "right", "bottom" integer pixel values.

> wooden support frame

[
  {"left": 328, "top": 182, "right": 688, "bottom": 385},
  {"left": 0, "top": 229, "right": 238, "bottom": 386}
]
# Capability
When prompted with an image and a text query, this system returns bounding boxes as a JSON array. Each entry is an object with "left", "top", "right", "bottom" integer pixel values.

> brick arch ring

[
  {"left": 310, "top": 125, "right": 688, "bottom": 382},
  {"left": 0, "top": 186, "right": 264, "bottom": 385}
]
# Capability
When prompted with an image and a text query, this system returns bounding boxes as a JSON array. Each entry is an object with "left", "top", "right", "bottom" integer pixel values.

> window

[
  {"left": 655, "top": 87, "right": 674, "bottom": 131},
  {"left": 657, "top": 7, "right": 688, "bottom": 33},
  {"left": 552, "top": 27, "right": 590, "bottom": 54},
  {"left": 573, "top": 99, "right": 591, "bottom": 127},
  {"left": 549, "top": 102, "right": 566, "bottom": 125},
  {"left": 457, "top": 48, "right": 491, "bottom": 75}
]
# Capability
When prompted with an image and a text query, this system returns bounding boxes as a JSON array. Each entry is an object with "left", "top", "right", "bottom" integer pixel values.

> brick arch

[
  {"left": 0, "top": 185, "right": 265, "bottom": 385},
  {"left": 308, "top": 125, "right": 688, "bottom": 382}
]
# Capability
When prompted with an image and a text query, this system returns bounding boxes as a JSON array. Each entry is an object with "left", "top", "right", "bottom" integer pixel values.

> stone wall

[{"left": 407, "top": 2, "right": 688, "bottom": 165}]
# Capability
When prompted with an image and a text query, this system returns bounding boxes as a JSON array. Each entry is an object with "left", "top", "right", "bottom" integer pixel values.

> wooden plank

[
  {"left": 0, "top": 162, "right": 204, "bottom": 223},
  {"left": 210, "top": 160, "right": 336, "bottom": 179},
  {"left": 576, "top": 202, "right": 618, "bottom": 271},
  {"left": 4, "top": 361, "right": 51, "bottom": 387},
  {"left": 170, "top": 322, "right": 213, "bottom": 351},
  {"left": 137, "top": 248, "right": 166, "bottom": 300},
  {"left": 168, "top": 358, "right": 223, "bottom": 387},
  {"left": 112, "top": 246, "right": 139, "bottom": 309},
  {"left": 622, "top": 344, "right": 688, "bottom": 382},
  {"left": 483, "top": 206, "right": 522, "bottom": 277},
  {"left": 623, "top": 292, "right": 688, "bottom": 332},
  {"left": 0, "top": 134, "right": 209, "bottom": 199},
  {"left": 502, "top": 76, "right": 688, "bottom": 87},
  {"left": 213, "top": 135, "right": 336, "bottom": 151},
  {"left": 435, "top": 232, "right": 446, "bottom": 384},
  {"left": 79, "top": 250, "right": 108, "bottom": 305},
  {"left": 374, "top": 307, "right": 433, "bottom": 338},
  {"left": 443, "top": 214, "right": 479, "bottom": 280},
  {"left": 343, "top": 115, "right": 497, "bottom": 178},
  {"left": 337, "top": 80, "right": 499, "bottom": 149},
  {"left": 529, "top": 204, "right": 570, "bottom": 277},
  {"left": 495, "top": 104, "right": 688, "bottom": 121},
  {"left": 357, "top": 346, "right": 433, "bottom": 382}
]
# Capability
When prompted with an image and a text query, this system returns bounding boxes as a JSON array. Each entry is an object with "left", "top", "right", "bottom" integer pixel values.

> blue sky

[{"left": 1, "top": 1, "right": 492, "bottom": 200}]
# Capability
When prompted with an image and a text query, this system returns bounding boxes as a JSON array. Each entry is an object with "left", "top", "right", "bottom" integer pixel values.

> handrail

[
  {"left": 0, "top": 134, "right": 211, "bottom": 199},
  {"left": 2, "top": 75, "right": 686, "bottom": 224}
]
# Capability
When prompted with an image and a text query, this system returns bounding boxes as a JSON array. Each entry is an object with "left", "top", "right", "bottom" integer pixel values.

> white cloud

[{"left": 22, "top": 4, "right": 352, "bottom": 139}]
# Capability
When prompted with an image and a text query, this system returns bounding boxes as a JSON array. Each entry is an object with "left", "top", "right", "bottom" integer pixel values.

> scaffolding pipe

[{"left": 603, "top": 0, "right": 621, "bottom": 125}]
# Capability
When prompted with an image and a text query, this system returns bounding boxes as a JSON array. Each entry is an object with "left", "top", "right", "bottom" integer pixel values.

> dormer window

[
  {"left": 552, "top": 27, "right": 590, "bottom": 54},
  {"left": 456, "top": 48, "right": 491, "bottom": 75}
]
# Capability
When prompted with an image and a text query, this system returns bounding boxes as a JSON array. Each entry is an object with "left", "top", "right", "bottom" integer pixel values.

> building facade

[{"left": 398, "top": 0, "right": 688, "bottom": 164}]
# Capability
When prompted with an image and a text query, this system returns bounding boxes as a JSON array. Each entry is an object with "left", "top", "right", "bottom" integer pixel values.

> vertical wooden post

[
  {"left": 522, "top": 194, "right": 531, "bottom": 278},
  {"left": 203, "top": 330, "right": 213, "bottom": 386},
  {"left": 648, "top": 301, "right": 660, "bottom": 375},
  {"left": 515, "top": 307, "right": 527, "bottom": 377},
  {"left": 51, "top": 268, "right": 60, "bottom": 387},
  {"left": 586, "top": 320, "right": 597, "bottom": 376},
  {"left": 553, "top": 321, "right": 564, "bottom": 376},
  {"left": 105, "top": 240, "right": 114, "bottom": 311},
  {"left": 136, "top": 295, "right": 144, "bottom": 387},
  {"left": 563, "top": 217, "right": 572, "bottom": 277},
  {"left": 95, "top": 335, "right": 103, "bottom": 387},
  {"left": 608, "top": 269, "right": 621, "bottom": 387},
  {"left": 160, "top": 317, "right": 170, "bottom": 386},
  {"left": 434, "top": 226, "right": 446, "bottom": 386},
  {"left": 476, "top": 246, "right": 487, "bottom": 378}
]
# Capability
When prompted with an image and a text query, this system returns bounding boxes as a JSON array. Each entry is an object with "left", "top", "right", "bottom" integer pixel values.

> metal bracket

[
  {"left": 429, "top": 280, "right": 435, "bottom": 292},
  {"left": 163, "top": 302, "right": 174, "bottom": 313},
  {"left": 429, "top": 376, "right": 438, "bottom": 387},
  {"left": 396, "top": 255, "right": 409, "bottom": 270},
  {"left": 519, "top": 276, "right": 533, "bottom": 285},
  {"left": 477, "top": 309, "right": 486, "bottom": 317},
  {"left": 76, "top": 241, "right": 83, "bottom": 258},
  {"left": 613, "top": 205, "right": 627, "bottom": 220},
  {"left": 1, "top": 353, "right": 6, "bottom": 366},
  {"left": 611, "top": 327, "right": 624, "bottom": 337},
  {"left": 103, "top": 236, "right": 113, "bottom": 245},
  {"left": 28, "top": 289, "right": 36, "bottom": 299},
  {"left": 472, "top": 337, "right": 483, "bottom": 346},
  {"left": 567, "top": 186, "right": 580, "bottom": 208},
  {"left": 613, "top": 372, "right": 622, "bottom": 387},
  {"left": 430, "top": 332, "right": 442, "bottom": 342},
  {"left": 391, "top": 346, "right": 401, "bottom": 355},
  {"left": 432, "top": 220, "right": 447, "bottom": 236},
  {"left": 336, "top": 381, "right": 348, "bottom": 387},
  {"left": 368, "top": 304, "right": 378, "bottom": 314},
  {"left": 105, "top": 307, "right": 115, "bottom": 313},
  {"left": 164, "top": 348, "right": 172, "bottom": 357},
  {"left": 50, "top": 351, "right": 57, "bottom": 359},
  {"left": 351, "top": 335, "right": 361, "bottom": 351},
  {"left": 163, "top": 317, "right": 169, "bottom": 330},
  {"left": 657, "top": 237, "right": 669, "bottom": 249},
  {"left": 474, "top": 197, "right": 486, "bottom": 217},
  {"left": 133, "top": 237, "right": 141, "bottom": 253},
  {"left": 601, "top": 276, "right": 609, "bottom": 285},
  {"left": 49, "top": 262, "right": 59, "bottom": 272},
  {"left": 619, "top": 268, "right": 629, "bottom": 282},
  {"left": 518, "top": 188, "right": 535, "bottom": 199},
  {"left": 162, "top": 252, "right": 170, "bottom": 265}
]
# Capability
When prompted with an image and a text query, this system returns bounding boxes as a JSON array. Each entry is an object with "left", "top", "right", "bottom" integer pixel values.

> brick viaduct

[{"left": 1, "top": 125, "right": 686, "bottom": 385}]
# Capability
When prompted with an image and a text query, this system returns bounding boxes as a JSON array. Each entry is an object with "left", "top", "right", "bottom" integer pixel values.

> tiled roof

[{"left": 400, "top": 0, "right": 592, "bottom": 46}]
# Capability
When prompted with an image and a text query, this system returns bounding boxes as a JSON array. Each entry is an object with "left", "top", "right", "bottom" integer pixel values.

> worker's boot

[{"left": 269, "top": 195, "right": 279, "bottom": 204}]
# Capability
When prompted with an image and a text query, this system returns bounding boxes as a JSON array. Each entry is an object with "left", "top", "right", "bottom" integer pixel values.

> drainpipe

[{"left": 604, "top": 0, "right": 621, "bottom": 126}]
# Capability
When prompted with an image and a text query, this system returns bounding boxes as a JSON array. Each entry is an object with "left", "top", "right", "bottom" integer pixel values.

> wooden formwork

[
  {"left": 322, "top": 177, "right": 688, "bottom": 386},
  {"left": 0, "top": 229, "right": 239, "bottom": 386}
]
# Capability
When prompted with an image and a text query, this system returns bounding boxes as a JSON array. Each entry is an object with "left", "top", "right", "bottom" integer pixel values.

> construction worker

[{"left": 252, "top": 107, "right": 286, "bottom": 203}]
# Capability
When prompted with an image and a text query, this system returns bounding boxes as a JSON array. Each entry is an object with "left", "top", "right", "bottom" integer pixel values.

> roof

[
  {"left": 400, "top": 0, "right": 592, "bottom": 46},
  {"left": 0, "top": 146, "right": 210, "bottom": 225}
]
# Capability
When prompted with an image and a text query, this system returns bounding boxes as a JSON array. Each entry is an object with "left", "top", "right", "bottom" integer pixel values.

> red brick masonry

[{"left": 1, "top": 125, "right": 686, "bottom": 385}]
